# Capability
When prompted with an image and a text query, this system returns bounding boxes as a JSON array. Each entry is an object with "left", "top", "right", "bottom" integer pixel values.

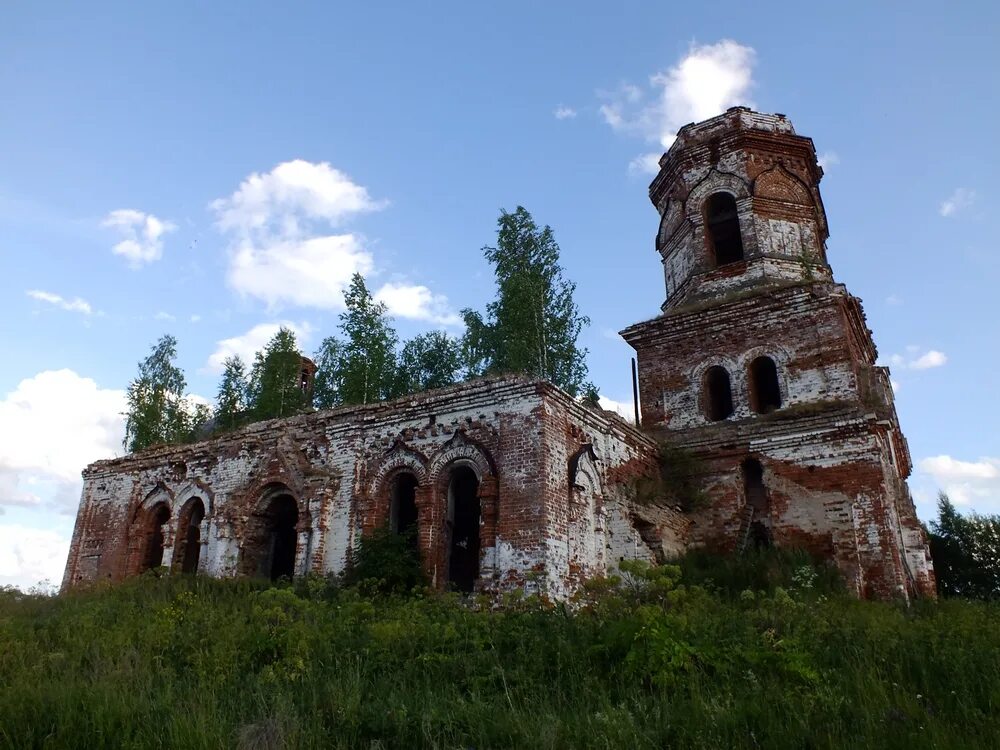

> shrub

[{"left": 340, "top": 525, "right": 426, "bottom": 594}]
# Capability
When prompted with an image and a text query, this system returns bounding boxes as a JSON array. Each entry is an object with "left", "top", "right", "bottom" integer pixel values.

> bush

[{"left": 340, "top": 525, "right": 426, "bottom": 594}]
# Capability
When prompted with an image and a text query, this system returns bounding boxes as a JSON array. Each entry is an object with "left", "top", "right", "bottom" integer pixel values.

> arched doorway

[
  {"left": 244, "top": 492, "right": 300, "bottom": 581},
  {"left": 390, "top": 472, "right": 419, "bottom": 539},
  {"left": 142, "top": 503, "right": 171, "bottom": 571},
  {"left": 174, "top": 498, "right": 205, "bottom": 574},
  {"left": 705, "top": 192, "right": 745, "bottom": 266},
  {"left": 446, "top": 465, "right": 480, "bottom": 593},
  {"left": 749, "top": 356, "right": 782, "bottom": 413}
]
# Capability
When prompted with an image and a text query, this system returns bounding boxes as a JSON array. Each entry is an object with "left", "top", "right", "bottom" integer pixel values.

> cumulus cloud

[
  {"left": 206, "top": 321, "right": 314, "bottom": 374},
  {"left": 154, "top": 311, "right": 176, "bottom": 322},
  {"left": 211, "top": 159, "right": 459, "bottom": 322},
  {"left": 917, "top": 455, "right": 1000, "bottom": 510},
  {"left": 597, "top": 395, "right": 636, "bottom": 421},
  {"left": 0, "top": 523, "right": 70, "bottom": 591},
  {"left": 102, "top": 209, "right": 176, "bottom": 267},
  {"left": 374, "top": 283, "right": 462, "bottom": 326},
  {"left": 939, "top": 187, "right": 976, "bottom": 217},
  {"left": 0, "top": 370, "right": 125, "bottom": 513},
  {"left": 599, "top": 40, "right": 756, "bottom": 173},
  {"left": 554, "top": 106, "right": 577, "bottom": 120},
  {"left": 886, "top": 348, "right": 947, "bottom": 371},
  {"left": 26, "top": 290, "right": 92, "bottom": 315}
]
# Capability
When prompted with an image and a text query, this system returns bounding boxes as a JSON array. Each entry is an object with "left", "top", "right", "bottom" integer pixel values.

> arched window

[
  {"left": 142, "top": 503, "right": 171, "bottom": 571},
  {"left": 174, "top": 498, "right": 205, "bottom": 574},
  {"left": 703, "top": 366, "right": 734, "bottom": 421},
  {"left": 749, "top": 356, "right": 782, "bottom": 413},
  {"left": 742, "top": 458, "right": 771, "bottom": 548},
  {"left": 705, "top": 192, "right": 745, "bottom": 267},
  {"left": 446, "top": 466, "right": 480, "bottom": 593},
  {"left": 390, "top": 472, "right": 419, "bottom": 543}
]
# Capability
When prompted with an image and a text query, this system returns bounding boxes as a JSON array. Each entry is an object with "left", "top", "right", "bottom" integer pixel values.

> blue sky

[{"left": 2, "top": 2, "right": 997, "bottom": 589}]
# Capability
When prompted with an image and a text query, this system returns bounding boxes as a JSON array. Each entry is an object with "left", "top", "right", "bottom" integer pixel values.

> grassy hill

[{"left": 1, "top": 551, "right": 998, "bottom": 749}]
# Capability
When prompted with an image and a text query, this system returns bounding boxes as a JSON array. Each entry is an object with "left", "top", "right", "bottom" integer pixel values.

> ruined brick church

[{"left": 63, "top": 109, "right": 935, "bottom": 600}]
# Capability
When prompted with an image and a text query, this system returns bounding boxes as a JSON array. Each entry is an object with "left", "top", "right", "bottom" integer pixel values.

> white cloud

[
  {"left": 0, "top": 370, "right": 125, "bottom": 513},
  {"left": 206, "top": 321, "right": 313, "bottom": 374},
  {"left": 554, "top": 106, "right": 577, "bottom": 120},
  {"left": 628, "top": 152, "right": 663, "bottom": 176},
  {"left": 0, "top": 523, "right": 69, "bottom": 592},
  {"left": 598, "top": 395, "right": 636, "bottom": 421},
  {"left": 939, "top": 188, "right": 976, "bottom": 217},
  {"left": 890, "top": 378, "right": 901, "bottom": 393},
  {"left": 211, "top": 160, "right": 384, "bottom": 311},
  {"left": 884, "top": 347, "right": 947, "bottom": 371},
  {"left": 26, "top": 289, "right": 92, "bottom": 315},
  {"left": 190, "top": 314, "right": 202, "bottom": 323},
  {"left": 885, "top": 294, "right": 903, "bottom": 306},
  {"left": 917, "top": 455, "right": 1000, "bottom": 510},
  {"left": 211, "top": 159, "right": 458, "bottom": 322},
  {"left": 600, "top": 39, "right": 756, "bottom": 171},
  {"left": 102, "top": 209, "right": 176, "bottom": 267},
  {"left": 154, "top": 311, "right": 176, "bottom": 322},
  {"left": 375, "top": 283, "right": 462, "bottom": 326},
  {"left": 817, "top": 151, "right": 839, "bottom": 170},
  {"left": 910, "top": 350, "right": 947, "bottom": 370}
]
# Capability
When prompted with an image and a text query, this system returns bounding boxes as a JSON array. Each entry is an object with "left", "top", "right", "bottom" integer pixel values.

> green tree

[
  {"left": 214, "top": 355, "right": 249, "bottom": 431},
  {"left": 929, "top": 493, "right": 1000, "bottom": 599},
  {"left": 336, "top": 273, "right": 399, "bottom": 405},
  {"left": 248, "top": 327, "right": 307, "bottom": 421},
  {"left": 123, "top": 334, "right": 191, "bottom": 453},
  {"left": 461, "top": 206, "right": 591, "bottom": 395},
  {"left": 396, "top": 331, "right": 462, "bottom": 394},
  {"left": 312, "top": 336, "right": 344, "bottom": 410}
]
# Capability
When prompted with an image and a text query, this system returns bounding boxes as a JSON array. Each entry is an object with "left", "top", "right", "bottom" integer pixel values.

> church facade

[{"left": 63, "top": 108, "right": 935, "bottom": 600}]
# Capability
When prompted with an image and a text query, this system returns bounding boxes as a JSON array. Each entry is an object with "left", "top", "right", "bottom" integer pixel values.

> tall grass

[{"left": 0, "top": 553, "right": 998, "bottom": 749}]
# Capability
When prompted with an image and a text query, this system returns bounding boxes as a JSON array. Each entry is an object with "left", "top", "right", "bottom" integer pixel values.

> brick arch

[
  {"left": 125, "top": 484, "right": 174, "bottom": 576},
  {"left": 238, "top": 481, "right": 312, "bottom": 579},
  {"left": 753, "top": 165, "right": 814, "bottom": 206},
  {"left": 569, "top": 443, "right": 602, "bottom": 495},
  {"left": 684, "top": 169, "right": 751, "bottom": 223},
  {"left": 657, "top": 198, "right": 689, "bottom": 248},
  {"left": 172, "top": 478, "right": 215, "bottom": 516},
  {"left": 370, "top": 439, "right": 430, "bottom": 494}
]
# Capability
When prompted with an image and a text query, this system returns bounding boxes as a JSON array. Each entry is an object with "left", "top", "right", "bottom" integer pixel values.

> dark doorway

[
  {"left": 749, "top": 356, "right": 782, "bottom": 413},
  {"left": 742, "top": 459, "right": 772, "bottom": 548},
  {"left": 447, "top": 466, "right": 481, "bottom": 593},
  {"left": 390, "top": 472, "right": 419, "bottom": 536},
  {"left": 705, "top": 192, "right": 745, "bottom": 266},
  {"left": 176, "top": 499, "right": 205, "bottom": 574},
  {"left": 142, "top": 503, "right": 171, "bottom": 571},
  {"left": 704, "top": 366, "right": 735, "bottom": 421},
  {"left": 247, "top": 494, "right": 299, "bottom": 581}
]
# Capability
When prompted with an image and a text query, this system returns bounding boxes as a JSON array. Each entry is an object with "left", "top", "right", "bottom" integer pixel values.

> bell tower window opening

[
  {"left": 705, "top": 192, "right": 745, "bottom": 267},
  {"left": 704, "top": 366, "right": 734, "bottom": 421},
  {"left": 749, "top": 356, "right": 782, "bottom": 413}
]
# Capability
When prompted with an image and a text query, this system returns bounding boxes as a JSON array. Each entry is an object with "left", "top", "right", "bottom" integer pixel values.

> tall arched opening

[
  {"left": 705, "top": 192, "right": 745, "bottom": 266},
  {"left": 704, "top": 366, "right": 735, "bottom": 421},
  {"left": 174, "top": 498, "right": 205, "bottom": 574},
  {"left": 749, "top": 356, "right": 782, "bottom": 413},
  {"left": 446, "top": 465, "right": 481, "bottom": 593},
  {"left": 244, "top": 492, "right": 300, "bottom": 581},
  {"left": 390, "top": 472, "right": 419, "bottom": 540},
  {"left": 141, "top": 502, "right": 171, "bottom": 571}
]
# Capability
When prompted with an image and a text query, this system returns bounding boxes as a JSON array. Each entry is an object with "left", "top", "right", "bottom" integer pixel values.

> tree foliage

[
  {"left": 123, "top": 335, "right": 198, "bottom": 453},
  {"left": 461, "top": 206, "right": 591, "bottom": 395},
  {"left": 331, "top": 273, "right": 400, "bottom": 406},
  {"left": 396, "top": 331, "right": 462, "bottom": 394},
  {"left": 248, "top": 327, "right": 307, "bottom": 421},
  {"left": 214, "top": 355, "right": 249, "bottom": 432},
  {"left": 928, "top": 493, "right": 1000, "bottom": 599}
]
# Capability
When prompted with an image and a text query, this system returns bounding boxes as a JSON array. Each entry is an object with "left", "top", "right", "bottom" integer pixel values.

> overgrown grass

[{"left": 1, "top": 553, "right": 998, "bottom": 749}]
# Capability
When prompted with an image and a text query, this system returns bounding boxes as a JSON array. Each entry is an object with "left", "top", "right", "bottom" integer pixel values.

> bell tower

[{"left": 621, "top": 107, "right": 935, "bottom": 599}]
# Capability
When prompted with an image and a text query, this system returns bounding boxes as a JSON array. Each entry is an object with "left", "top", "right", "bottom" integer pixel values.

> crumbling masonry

[{"left": 63, "top": 108, "right": 935, "bottom": 599}]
